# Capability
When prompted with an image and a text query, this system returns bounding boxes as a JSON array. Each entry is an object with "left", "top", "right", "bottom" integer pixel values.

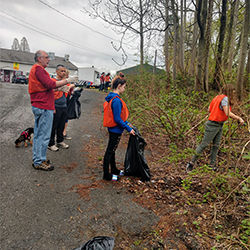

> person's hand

[
  {"left": 66, "top": 76, "right": 78, "bottom": 83},
  {"left": 69, "top": 84, "right": 75, "bottom": 89},
  {"left": 130, "top": 129, "right": 135, "bottom": 135},
  {"left": 238, "top": 117, "right": 244, "bottom": 125}
]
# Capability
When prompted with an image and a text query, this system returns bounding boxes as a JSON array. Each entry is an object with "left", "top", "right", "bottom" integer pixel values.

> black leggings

[
  {"left": 103, "top": 132, "right": 121, "bottom": 178},
  {"left": 49, "top": 107, "right": 67, "bottom": 146}
]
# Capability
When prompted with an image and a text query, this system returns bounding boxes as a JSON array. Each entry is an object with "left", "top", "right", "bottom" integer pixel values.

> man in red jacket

[{"left": 29, "top": 50, "right": 77, "bottom": 171}]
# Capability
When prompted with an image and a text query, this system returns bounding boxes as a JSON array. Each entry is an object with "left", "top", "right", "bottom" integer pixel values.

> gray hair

[{"left": 34, "top": 50, "right": 43, "bottom": 62}]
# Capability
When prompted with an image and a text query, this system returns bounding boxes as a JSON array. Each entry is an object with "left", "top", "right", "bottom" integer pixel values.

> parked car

[{"left": 12, "top": 75, "right": 28, "bottom": 84}]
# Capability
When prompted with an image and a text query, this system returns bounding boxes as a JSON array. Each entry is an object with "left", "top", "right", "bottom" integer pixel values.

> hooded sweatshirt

[{"left": 105, "top": 92, "right": 132, "bottom": 134}]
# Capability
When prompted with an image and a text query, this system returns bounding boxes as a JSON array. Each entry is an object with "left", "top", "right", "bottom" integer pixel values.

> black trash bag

[
  {"left": 67, "top": 88, "right": 83, "bottom": 120},
  {"left": 124, "top": 127, "right": 151, "bottom": 181},
  {"left": 73, "top": 236, "right": 115, "bottom": 250}
]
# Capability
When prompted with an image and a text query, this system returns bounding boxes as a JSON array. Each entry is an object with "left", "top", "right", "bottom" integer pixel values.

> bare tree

[
  {"left": 203, "top": 0, "right": 214, "bottom": 92},
  {"left": 212, "top": 0, "right": 228, "bottom": 90},
  {"left": 188, "top": 0, "right": 199, "bottom": 76},
  {"left": 236, "top": 0, "right": 249, "bottom": 100},
  {"left": 179, "top": 0, "right": 185, "bottom": 72},
  {"left": 170, "top": 0, "right": 179, "bottom": 81},
  {"left": 85, "top": 0, "right": 166, "bottom": 66},
  {"left": 164, "top": 0, "right": 170, "bottom": 74},
  {"left": 223, "top": 0, "right": 240, "bottom": 72},
  {"left": 195, "top": 0, "right": 208, "bottom": 90}
]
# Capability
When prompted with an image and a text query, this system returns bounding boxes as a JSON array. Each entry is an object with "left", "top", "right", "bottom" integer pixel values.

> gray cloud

[{"left": 0, "top": 0, "right": 137, "bottom": 72}]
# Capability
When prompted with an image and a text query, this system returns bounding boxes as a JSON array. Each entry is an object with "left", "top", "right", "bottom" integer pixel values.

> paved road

[{"left": 0, "top": 82, "right": 158, "bottom": 250}]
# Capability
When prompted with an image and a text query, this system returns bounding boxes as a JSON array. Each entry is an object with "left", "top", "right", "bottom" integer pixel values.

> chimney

[
  {"left": 64, "top": 54, "right": 69, "bottom": 62},
  {"left": 48, "top": 52, "right": 55, "bottom": 60}
]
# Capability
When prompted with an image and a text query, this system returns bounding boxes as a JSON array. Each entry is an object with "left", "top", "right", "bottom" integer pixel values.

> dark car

[{"left": 12, "top": 75, "right": 28, "bottom": 84}]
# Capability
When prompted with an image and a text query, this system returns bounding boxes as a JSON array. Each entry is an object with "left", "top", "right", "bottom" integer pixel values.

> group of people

[
  {"left": 99, "top": 72, "right": 111, "bottom": 92},
  {"left": 28, "top": 50, "right": 78, "bottom": 171},
  {"left": 28, "top": 50, "right": 245, "bottom": 179}
]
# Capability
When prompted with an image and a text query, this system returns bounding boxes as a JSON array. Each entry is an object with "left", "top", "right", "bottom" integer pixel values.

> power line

[
  {"left": 38, "top": 0, "right": 119, "bottom": 42},
  {"left": 0, "top": 10, "right": 113, "bottom": 57}
]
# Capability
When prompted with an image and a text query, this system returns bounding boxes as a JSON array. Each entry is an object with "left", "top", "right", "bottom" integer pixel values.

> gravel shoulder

[{"left": 0, "top": 83, "right": 158, "bottom": 250}]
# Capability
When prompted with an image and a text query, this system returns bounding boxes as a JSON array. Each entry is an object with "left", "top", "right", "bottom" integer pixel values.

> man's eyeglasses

[{"left": 41, "top": 56, "right": 49, "bottom": 59}]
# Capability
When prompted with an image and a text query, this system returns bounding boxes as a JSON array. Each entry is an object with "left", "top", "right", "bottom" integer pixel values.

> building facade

[{"left": 0, "top": 48, "right": 78, "bottom": 82}]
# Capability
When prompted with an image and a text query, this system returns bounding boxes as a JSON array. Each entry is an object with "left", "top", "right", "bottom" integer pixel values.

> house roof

[
  {"left": 0, "top": 48, "right": 78, "bottom": 70},
  {"left": 118, "top": 64, "right": 165, "bottom": 75}
]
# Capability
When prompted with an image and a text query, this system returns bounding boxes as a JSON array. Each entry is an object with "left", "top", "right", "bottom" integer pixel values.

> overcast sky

[{"left": 0, "top": 0, "right": 138, "bottom": 73}]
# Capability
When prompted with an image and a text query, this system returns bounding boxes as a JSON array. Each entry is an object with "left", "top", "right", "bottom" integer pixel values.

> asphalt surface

[{"left": 0, "top": 82, "right": 158, "bottom": 250}]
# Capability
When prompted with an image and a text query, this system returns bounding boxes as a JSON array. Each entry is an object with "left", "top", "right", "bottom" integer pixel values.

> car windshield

[{"left": 17, "top": 75, "right": 26, "bottom": 78}]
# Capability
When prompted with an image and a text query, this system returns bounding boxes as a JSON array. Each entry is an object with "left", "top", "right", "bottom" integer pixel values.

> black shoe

[
  {"left": 103, "top": 173, "right": 112, "bottom": 181},
  {"left": 186, "top": 162, "right": 194, "bottom": 173},
  {"left": 111, "top": 168, "right": 121, "bottom": 175}
]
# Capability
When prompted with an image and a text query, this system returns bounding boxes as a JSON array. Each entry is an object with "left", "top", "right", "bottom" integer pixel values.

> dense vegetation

[{"left": 121, "top": 72, "right": 249, "bottom": 249}]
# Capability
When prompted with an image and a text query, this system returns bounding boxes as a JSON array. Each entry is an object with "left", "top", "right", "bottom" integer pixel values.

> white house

[{"left": 0, "top": 48, "right": 78, "bottom": 82}]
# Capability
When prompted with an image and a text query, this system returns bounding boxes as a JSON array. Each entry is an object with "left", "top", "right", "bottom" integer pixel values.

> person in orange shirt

[
  {"left": 48, "top": 65, "right": 74, "bottom": 152},
  {"left": 104, "top": 73, "right": 111, "bottom": 92},
  {"left": 63, "top": 69, "right": 73, "bottom": 140},
  {"left": 186, "top": 84, "right": 244, "bottom": 172}
]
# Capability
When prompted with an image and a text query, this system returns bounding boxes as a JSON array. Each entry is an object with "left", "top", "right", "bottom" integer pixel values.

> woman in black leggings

[{"left": 103, "top": 78, "right": 135, "bottom": 180}]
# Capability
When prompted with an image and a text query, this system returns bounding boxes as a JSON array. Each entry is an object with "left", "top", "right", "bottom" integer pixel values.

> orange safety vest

[
  {"left": 103, "top": 96, "right": 129, "bottom": 127},
  {"left": 28, "top": 64, "right": 50, "bottom": 94},
  {"left": 104, "top": 75, "right": 110, "bottom": 82},
  {"left": 208, "top": 94, "right": 231, "bottom": 122},
  {"left": 52, "top": 78, "right": 64, "bottom": 100}
]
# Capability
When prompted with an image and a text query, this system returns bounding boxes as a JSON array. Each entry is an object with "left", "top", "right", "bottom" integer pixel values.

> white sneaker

[
  {"left": 48, "top": 145, "right": 59, "bottom": 152},
  {"left": 57, "top": 142, "right": 69, "bottom": 149}
]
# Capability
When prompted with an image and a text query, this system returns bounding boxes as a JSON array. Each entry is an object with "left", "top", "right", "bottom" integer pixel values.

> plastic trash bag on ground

[
  {"left": 67, "top": 88, "right": 83, "bottom": 120},
  {"left": 73, "top": 236, "right": 115, "bottom": 250},
  {"left": 124, "top": 127, "right": 151, "bottom": 181}
]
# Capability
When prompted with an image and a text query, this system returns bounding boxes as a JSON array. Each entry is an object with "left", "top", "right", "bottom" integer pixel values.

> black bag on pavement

[
  {"left": 67, "top": 88, "right": 83, "bottom": 120},
  {"left": 73, "top": 236, "right": 115, "bottom": 250},
  {"left": 124, "top": 127, "right": 151, "bottom": 181}
]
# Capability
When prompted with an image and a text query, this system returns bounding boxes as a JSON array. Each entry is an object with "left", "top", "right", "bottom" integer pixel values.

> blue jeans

[{"left": 32, "top": 106, "right": 53, "bottom": 166}]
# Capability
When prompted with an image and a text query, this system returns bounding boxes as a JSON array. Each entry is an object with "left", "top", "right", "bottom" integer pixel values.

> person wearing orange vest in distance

[
  {"left": 63, "top": 69, "right": 74, "bottom": 140},
  {"left": 28, "top": 50, "right": 78, "bottom": 171},
  {"left": 99, "top": 72, "right": 105, "bottom": 91},
  {"left": 104, "top": 72, "right": 111, "bottom": 92},
  {"left": 103, "top": 78, "right": 135, "bottom": 181},
  {"left": 48, "top": 65, "right": 75, "bottom": 152},
  {"left": 186, "top": 84, "right": 245, "bottom": 172}
]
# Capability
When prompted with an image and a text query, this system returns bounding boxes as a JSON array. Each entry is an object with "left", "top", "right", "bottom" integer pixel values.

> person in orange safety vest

[
  {"left": 102, "top": 78, "right": 135, "bottom": 181},
  {"left": 186, "top": 84, "right": 245, "bottom": 172}
]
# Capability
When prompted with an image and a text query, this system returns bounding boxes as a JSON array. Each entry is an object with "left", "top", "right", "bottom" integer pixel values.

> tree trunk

[
  {"left": 171, "top": 0, "right": 178, "bottom": 82},
  {"left": 153, "top": 50, "right": 157, "bottom": 74},
  {"left": 212, "top": 0, "right": 227, "bottom": 90},
  {"left": 188, "top": 0, "right": 199, "bottom": 76},
  {"left": 139, "top": 0, "right": 144, "bottom": 66},
  {"left": 223, "top": 0, "right": 240, "bottom": 72},
  {"left": 195, "top": 0, "right": 208, "bottom": 91},
  {"left": 179, "top": 0, "right": 185, "bottom": 72},
  {"left": 236, "top": 0, "right": 250, "bottom": 100},
  {"left": 203, "top": 0, "right": 214, "bottom": 92},
  {"left": 164, "top": 0, "right": 170, "bottom": 75},
  {"left": 244, "top": 48, "right": 250, "bottom": 90}
]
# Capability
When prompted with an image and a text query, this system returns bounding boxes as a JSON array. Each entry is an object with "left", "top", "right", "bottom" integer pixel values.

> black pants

[
  {"left": 49, "top": 107, "right": 67, "bottom": 146},
  {"left": 103, "top": 132, "right": 121, "bottom": 179},
  {"left": 104, "top": 81, "right": 110, "bottom": 92},
  {"left": 99, "top": 82, "right": 104, "bottom": 91}
]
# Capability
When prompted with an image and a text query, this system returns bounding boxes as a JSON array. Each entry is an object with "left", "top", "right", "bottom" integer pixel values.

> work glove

[{"left": 66, "top": 76, "right": 78, "bottom": 83}]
